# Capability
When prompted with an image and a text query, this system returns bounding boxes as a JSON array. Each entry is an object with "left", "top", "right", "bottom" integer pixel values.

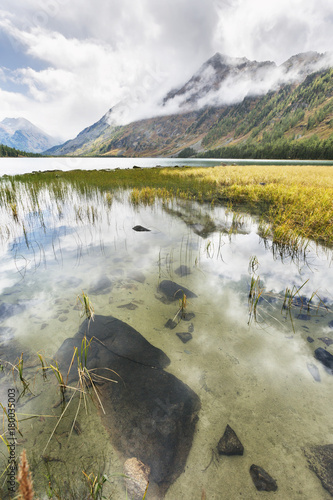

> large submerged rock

[{"left": 55, "top": 315, "right": 200, "bottom": 497}]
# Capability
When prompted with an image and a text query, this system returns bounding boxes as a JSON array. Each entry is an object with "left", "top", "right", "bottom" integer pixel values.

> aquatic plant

[
  {"left": 49, "top": 361, "right": 67, "bottom": 404},
  {"left": 17, "top": 353, "right": 31, "bottom": 396},
  {"left": 3, "top": 163, "right": 333, "bottom": 252},
  {"left": 37, "top": 353, "right": 48, "bottom": 381},
  {"left": 17, "top": 449, "right": 35, "bottom": 500},
  {"left": 229, "top": 212, "right": 244, "bottom": 236},
  {"left": 0, "top": 403, "right": 11, "bottom": 456},
  {"left": 129, "top": 186, "right": 172, "bottom": 206},
  {"left": 77, "top": 291, "right": 95, "bottom": 321},
  {"left": 105, "top": 191, "right": 113, "bottom": 208},
  {"left": 9, "top": 202, "right": 19, "bottom": 222},
  {"left": 43, "top": 336, "right": 119, "bottom": 455},
  {"left": 247, "top": 255, "right": 328, "bottom": 330},
  {"left": 82, "top": 471, "right": 110, "bottom": 500},
  {"left": 0, "top": 354, "right": 32, "bottom": 397},
  {"left": 248, "top": 275, "right": 264, "bottom": 325},
  {"left": 205, "top": 240, "right": 213, "bottom": 258},
  {"left": 248, "top": 255, "right": 259, "bottom": 275},
  {"left": 172, "top": 290, "right": 188, "bottom": 323}
]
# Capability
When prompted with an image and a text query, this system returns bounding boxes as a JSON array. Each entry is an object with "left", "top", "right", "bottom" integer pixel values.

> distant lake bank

[{"left": 1, "top": 156, "right": 333, "bottom": 176}]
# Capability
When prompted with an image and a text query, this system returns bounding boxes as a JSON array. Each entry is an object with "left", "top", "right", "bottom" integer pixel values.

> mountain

[
  {"left": 45, "top": 110, "right": 114, "bottom": 156},
  {"left": 0, "top": 117, "right": 59, "bottom": 153},
  {"left": 163, "top": 53, "right": 277, "bottom": 109},
  {"left": 44, "top": 51, "right": 333, "bottom": 158}
]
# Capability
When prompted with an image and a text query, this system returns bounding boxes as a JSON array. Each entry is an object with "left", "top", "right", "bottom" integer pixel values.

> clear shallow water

[
  {"left": 1, "top": 156, "right": 333, "bottom": 177},
  {"left": 0, "top": 180, "right": 332, "bottom": 499}
]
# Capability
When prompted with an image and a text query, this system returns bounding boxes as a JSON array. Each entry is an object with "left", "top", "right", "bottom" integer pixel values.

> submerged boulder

[
  {"left": 56, "top": 315, "right": 169, "bottom": 371},
  {"left": 55, "top": 315, "right": 200, "bottom": 497}
]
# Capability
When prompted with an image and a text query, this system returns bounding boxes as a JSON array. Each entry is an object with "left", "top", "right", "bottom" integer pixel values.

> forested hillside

[
  {"left": 199, "top": 68, "right": 333, "bottom": 159},
  {"left": 0, "top": 143, "right": 41, "bottom": 157}
]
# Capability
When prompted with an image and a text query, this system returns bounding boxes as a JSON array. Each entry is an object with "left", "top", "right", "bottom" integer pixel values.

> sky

[{"left": 0, "top": 0, "right": 332, "bottom": 141}]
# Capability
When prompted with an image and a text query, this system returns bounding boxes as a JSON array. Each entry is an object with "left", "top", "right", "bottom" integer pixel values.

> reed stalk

[{"left": 17, "top": 449, "right": 35, "bottom": 500}]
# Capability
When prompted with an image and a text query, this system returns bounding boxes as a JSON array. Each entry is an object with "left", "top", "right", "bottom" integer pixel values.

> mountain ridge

[
  {"left": 0, "top": 117, "right": 59, "bottom": 153},
  {"left": 44, "top": 51, "right": 333, "bottom": 158}
]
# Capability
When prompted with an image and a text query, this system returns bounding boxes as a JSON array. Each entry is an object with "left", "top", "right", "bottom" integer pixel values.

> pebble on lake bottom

[
  {"left": 249, "top": 464, "right": 278, "bottom": 492},
  {"left": 176, "top": 332, "right": 193, "bottom": 343}
]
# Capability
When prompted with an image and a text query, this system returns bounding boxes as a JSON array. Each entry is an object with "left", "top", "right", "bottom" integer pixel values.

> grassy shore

[{"left": 4, "top": 163, "right": 333, "bottom": 249}]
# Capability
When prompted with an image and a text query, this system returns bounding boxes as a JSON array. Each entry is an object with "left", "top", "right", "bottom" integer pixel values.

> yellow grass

[{"left": 159, "top": 164, "right": 333, "bottom": 247}]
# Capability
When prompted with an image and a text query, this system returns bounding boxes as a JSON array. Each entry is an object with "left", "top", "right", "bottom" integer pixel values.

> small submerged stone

[
  {"left": 165, "top": 319, "right": 177, "bottom": 330},
  {"left": 0, "top": 301, "right": 26, "bottom": 320},
  {"left": 314, "top": 348, "right": 333, "bottom": 374},
  {"left": 123, "top": 457, "right": 150, "bottom": 500},
  {"left": 176, "top": 332, "right": 192, "bottom": 344},
  {"left": 217, "top": 425, "right": 244, "bottom": 456},
  {"left": 318, "top": 337, "right": 333, "bottom": 347},
  {"left": 88, "top": 275, "right": 113, "bottom": 295},
  {"left": 175, "top": 265, "right": 191, "bottom": 277},
  {"left": 297, "top": 313, "right": 311, "bottom": 321},
  {"left": 132, "top": 225, "right": 150, "bottom": 232},
  {"left": 307, "top": 336, "right": 314, "bottom": 343},
  {"left": 58, "top": 276, "right": 82, "bottom": 289},
  {"left": 182, "top": 312, "right": 195, "bottom": 321},
  {"left": 117, "top": 303, "right": 138, "bottom": 310},
  {"left": 127, "top": 270, "right": 146, "bottom": 283},
  {"left": 249, "top": 464, "right": 278, "bottom": 492},
  {"left": 158, "top": 280, "right": 197, "bottom": 302},
  {"left": 0, "top": 326, "right": 15, "bottom": 343},
  {"left": 307, "top": 363, "right": 321, "bottom": 382}
]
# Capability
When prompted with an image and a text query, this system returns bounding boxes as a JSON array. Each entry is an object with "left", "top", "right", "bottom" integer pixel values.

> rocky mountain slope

[
  {"left": 0, "top": 117, "right": 58, "bottom": 153},
  {"left": 44, "top": 51, "right": 333, "bottom": 158}
]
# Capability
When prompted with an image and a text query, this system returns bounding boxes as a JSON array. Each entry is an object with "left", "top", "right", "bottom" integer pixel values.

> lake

[
  {"left": 1, "top": 156, "right": 333, "bottom": 177},
  {"left": 0, "top": 165, "right": 332, "bottom": 499}
]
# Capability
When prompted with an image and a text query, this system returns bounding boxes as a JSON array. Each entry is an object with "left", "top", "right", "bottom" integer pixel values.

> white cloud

[
  {"left": 0, "top": 0, "right": 332, "bottom": 140},
  {"left": 214, "top": 0, "right": 333, "bottom": 64}
]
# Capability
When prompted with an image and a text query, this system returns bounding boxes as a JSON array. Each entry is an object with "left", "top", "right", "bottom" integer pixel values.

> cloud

[
  {"left": 213, "top": 0, "right": 333, "bottom": 64},
  {"left": 0, "top": 0, "right": 332, "bottom": 140}
]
